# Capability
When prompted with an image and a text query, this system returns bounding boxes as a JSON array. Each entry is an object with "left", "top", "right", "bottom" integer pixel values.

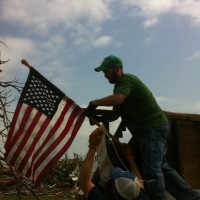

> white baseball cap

[{"left": 110, "top": 167, "right": 141, "bottom": 200}]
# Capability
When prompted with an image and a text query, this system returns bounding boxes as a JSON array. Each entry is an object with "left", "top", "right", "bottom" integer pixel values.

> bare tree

[
  {"left": 0, "top": 41, "right": 10, "bottom": 68},
  {"left": 0, "top": 41, "right": 23, "bottom": 146},
  {"left": 0, "top": 41, "right": 39, "bottom": 199}
]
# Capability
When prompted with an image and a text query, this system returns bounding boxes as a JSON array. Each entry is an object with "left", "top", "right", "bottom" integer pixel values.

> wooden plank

[
  {"left": 165, "top": 111, "right": 200, "bottom": 121},
  {"left": 180, "top": 136, "right": 200, "bottom": 161},
  {"left": 176, "top": 120, "right": 200, "bottom": 188}
]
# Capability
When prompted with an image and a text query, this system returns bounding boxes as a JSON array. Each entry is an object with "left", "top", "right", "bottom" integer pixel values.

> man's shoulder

[
  {"left": 123, "top": 73, "right": 139, "bottom": 80},
  {"left": 121, "top": 73, "right": 143, "bottom": 85}
]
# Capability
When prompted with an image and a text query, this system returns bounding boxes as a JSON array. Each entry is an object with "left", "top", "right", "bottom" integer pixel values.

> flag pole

[{"left": 21, "top": 59, "right": 32, "bottom": 69}]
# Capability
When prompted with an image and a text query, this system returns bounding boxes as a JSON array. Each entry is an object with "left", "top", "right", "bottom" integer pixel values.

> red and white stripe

[{"left": 5, "top": 97, "right": 84, "bottom": 187}]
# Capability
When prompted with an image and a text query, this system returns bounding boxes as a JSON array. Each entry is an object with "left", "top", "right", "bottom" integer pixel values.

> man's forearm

[
  {"left": 78, "top": 148, "right": 96, "bottom": 198},
  {"left": 79, "top": 148, "right": 96, "bottom": 184},
  {"left": 92, "top": 94, "right": 126, "bottom": 107},
  {"left": 129, "top": 160, "right": 144, "bottom": 188}
]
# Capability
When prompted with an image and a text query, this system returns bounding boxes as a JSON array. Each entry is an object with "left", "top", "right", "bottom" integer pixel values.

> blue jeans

[{"left": 138, "top": 124, "right": 200, "bottom": 200}]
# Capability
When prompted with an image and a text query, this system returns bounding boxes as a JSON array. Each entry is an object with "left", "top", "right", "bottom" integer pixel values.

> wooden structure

[
  {"left": 164, "top": 111, "right": 200, "bottom": 188},
  {"left": 93, "top": 109, "right": 200, "bottom": 188}
]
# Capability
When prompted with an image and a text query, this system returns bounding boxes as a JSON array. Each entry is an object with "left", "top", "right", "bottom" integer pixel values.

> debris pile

[{"left": 0, "top": 154, "right": 83, "bottom": 199}]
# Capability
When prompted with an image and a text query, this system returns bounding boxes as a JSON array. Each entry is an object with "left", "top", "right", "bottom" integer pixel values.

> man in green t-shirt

[
  {"left": 113, "top": 72, "right": 168, "bottom": 137},
  {"left": 86, "top": 55, "right": 200, "bottom": 200}
]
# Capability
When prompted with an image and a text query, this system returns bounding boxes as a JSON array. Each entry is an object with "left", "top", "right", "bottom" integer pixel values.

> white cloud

[
  {"left": 190, "top": 102, "right": 200, "bottom": 113},
  {"left": 156, "top": 96, "right": 200, "bottom": 114},
  {"left": 123, "top": 0, "right": 175, "bottom": 27},
  {"left": 0, "top": 37, "right": 36, "bottom": 80},
  {"left": 186, "top": 51, "right": 200, "bottom": 61},
  {"left": 0, "top": 35, "right": 75, "bottom": 92},
  {"left": 92, "top": 36, "right": 112, "bottom": 47},
  {"left": 0, "top": 0, "right": 111, "bottom": 36},
  {"left": 156, "top": 96, "right": 178, "bottom": 107},
  {"left": 143, "top": 18, "right": 159, "bottom": 28},
  {"left": 123, "top": 0, "right": 200, "bottom": 27},
  {"left": 176, "top": 0, "right": 200, "bottom": 27},
  {"left": 0, "top": 0, "right": 116, "bottom": 54},
  {"left": 128, "top": 0, "right": 174, "bottom": 16}
]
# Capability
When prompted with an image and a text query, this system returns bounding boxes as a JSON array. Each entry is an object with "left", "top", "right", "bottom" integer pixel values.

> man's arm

[
  {"left": 91, "top": 93, "right": 126, "bottom": 107},
  {"left": 122, "top": 143, "right": 144, "bottom": 188},
  {"left": 85, "top": 93, "right": 125, "bottom": 120},
  {"left": 78, "top": 126, "right": 105, "bottom": 199},
  {"left": 78, "top": 148, "right": 96, "bottom": 199},
  {"left": 128, "top": 159, "right": 144, "bottom": 188}
]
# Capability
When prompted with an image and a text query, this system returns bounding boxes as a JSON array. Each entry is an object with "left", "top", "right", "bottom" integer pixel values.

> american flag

[{"left": 4, "top": 67, "right": 85, "bottom": 187}]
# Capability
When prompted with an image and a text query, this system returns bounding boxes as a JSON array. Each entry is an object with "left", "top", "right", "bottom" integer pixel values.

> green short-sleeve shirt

[{"left": 114, "top": 74, "right": 168, "bottom": 136}]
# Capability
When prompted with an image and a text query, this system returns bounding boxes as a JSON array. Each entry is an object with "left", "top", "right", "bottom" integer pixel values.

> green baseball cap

[{"left": 94, "top": 55, "right": 123, "bottom": 72}]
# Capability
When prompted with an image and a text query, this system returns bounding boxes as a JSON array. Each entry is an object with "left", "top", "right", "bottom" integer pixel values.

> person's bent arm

[
  {"left": 91, "top": 93, "right": 126, "bottom": 107},
  {"left": 78, "top": 126, "right": 105, "bottom": 199},
  {"left": 122, "top": 143, "right": 144, "bottom": 188},
  {"left": 128, "top": 159, "right": 144, "bottom": 188},
  {"left": 78, "top": 148, "right": 96, "bottom": 199}
]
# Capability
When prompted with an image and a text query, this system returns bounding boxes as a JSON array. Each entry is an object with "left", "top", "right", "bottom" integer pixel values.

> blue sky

[{"left": 1, "top": 0, "right": 200, "bottom": 157}]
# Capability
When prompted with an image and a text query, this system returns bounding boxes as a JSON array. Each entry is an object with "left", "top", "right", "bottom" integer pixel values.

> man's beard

[{"left": 108, "top": 72, "right": 119, "bottom": 84}]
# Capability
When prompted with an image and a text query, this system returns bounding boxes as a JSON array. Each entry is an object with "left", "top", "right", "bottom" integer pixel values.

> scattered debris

[{"left": 0, "top": 154, "right": 84, "bottom": 199}]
